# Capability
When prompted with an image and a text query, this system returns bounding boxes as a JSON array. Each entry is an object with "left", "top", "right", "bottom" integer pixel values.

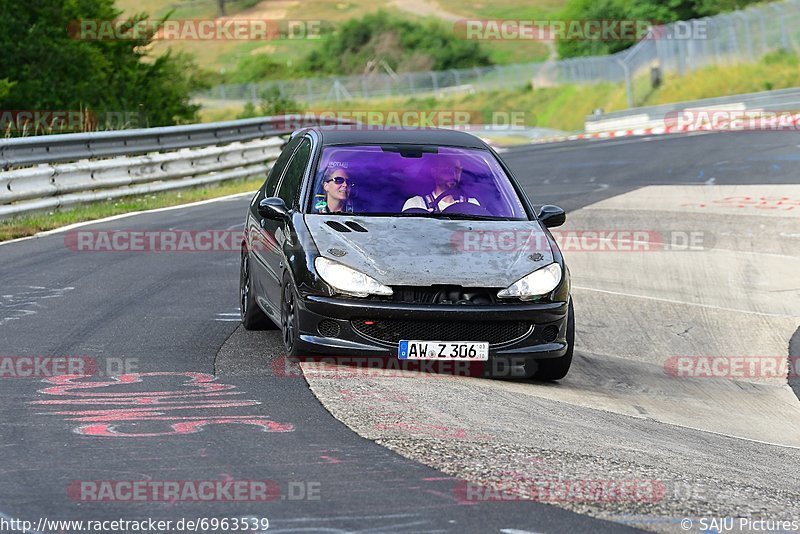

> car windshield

[{"left": 306, "top": 144, "right": 528, "bottom": 219}]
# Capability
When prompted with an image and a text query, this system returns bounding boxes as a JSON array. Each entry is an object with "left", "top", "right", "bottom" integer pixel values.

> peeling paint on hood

[{"left": 305, "top": 215, "right": 555, "bottom": 287}]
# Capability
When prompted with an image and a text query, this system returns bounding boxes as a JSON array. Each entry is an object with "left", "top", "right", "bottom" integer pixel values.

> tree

[
  {"left": 556, "top": 0, "right": 767, "bottom": 58},
  {"left": 0, "top": 79, "right": 14, "bottom": 101},
  {"left": 0, "top": 0, "right": 203, "bottom": 131}
]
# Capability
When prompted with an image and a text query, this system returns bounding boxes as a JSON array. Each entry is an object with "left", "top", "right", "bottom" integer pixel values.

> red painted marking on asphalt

[
  {"left": 77, "top": 417, "right": 294, "bottom": 437},
  {"left": 37, "top": 372, "right": 234, "bottom": 397},
  {"left": 42, "top": 401, "right": 262, "bottom": 421},
  {"left": 30, "top": 391, "right": 244, "bottom": 405},
  {"left": 30, "top": 372, "right": 294, "bottom": 437},
  {"left": 319, "top": 455, "right": 341, "bottom": 464}
]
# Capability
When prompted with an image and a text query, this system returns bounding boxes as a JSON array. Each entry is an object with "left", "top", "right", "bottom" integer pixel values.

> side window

[
  {"left": 264, "top": 136, "right": 302, "bottom": 198},
  {"left": 276, "top": 138, "right": 312, "bottom": 208}
]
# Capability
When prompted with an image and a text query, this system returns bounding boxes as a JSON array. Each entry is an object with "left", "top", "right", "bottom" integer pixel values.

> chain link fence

[{"left": 196, "top": 0, "right": 800, "bottom": 107}]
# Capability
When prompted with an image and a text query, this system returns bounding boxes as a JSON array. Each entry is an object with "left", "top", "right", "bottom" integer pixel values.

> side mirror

[
  {"left": 537, "top": 205, "right": 566, "bottom": 228},
  {"left": 258, "top": 197, "right": 289, "bottom": 220}
]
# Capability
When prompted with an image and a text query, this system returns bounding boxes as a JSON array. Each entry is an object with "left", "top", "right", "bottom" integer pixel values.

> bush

[
  {"left": 236, "top": 87, "right": 303, "bottom": 119},
  {"left": 299, "top": 11, "right": 492, "bottom": 76},
  {"left": 229, "top": 54, "right": 293, "bottom": 84}
]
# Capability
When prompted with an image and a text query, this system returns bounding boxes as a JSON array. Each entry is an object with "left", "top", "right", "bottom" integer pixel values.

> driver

[
  {"left": 402, "top": 157, "right": 479, "bottom": 212},
  {"left": 315, "top": 164, "right": 354, "bottom": 214}
]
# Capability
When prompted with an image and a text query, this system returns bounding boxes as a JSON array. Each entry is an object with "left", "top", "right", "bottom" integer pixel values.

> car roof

[{"left": 308, "top": 127, "right": 490, "bottom": 149}]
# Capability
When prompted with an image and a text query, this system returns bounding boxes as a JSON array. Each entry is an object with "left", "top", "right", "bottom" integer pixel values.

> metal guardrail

[
  {"left": 0, "top": 116, "right": 297, "bottom": 168},
  {"left": 0, "top": 116, "right": 319, "bottom": 219},
  {"left": 584, "top": 87, "right": 800, "bottom": 133}
]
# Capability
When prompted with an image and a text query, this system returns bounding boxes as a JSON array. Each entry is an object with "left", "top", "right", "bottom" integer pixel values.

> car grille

[
  {"left": 351, "top": 319, "right": 532, "bottom": 346},
  {"left": 389, "top": 285, "right": 500, "bottom": 304}
]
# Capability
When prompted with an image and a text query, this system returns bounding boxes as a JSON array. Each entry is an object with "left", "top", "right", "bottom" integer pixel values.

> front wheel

[
  {"left": 280, "top": 272, "right": 301, "bottom": 357},
  {"left": 240, "top": 249, "right": 276, "bottom": 330},
  {"left": 529, "top": 299, "right": 574, "bottom": 381}
]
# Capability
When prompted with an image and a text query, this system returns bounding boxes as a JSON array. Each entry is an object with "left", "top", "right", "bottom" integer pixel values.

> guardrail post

[
  {"left": 709, "top": 18, "right": 721, "bottom": 64},
  {"left": 754, "top": 8, "right": 768, "bottom": 54},
  {"left": 615, "top": 58, "right": 634, "bottom": 108},
  {"left": 770, "top": 4, "right": 790, "bottom": 50},
  {"left": 305, "top": 79, "right": 313, "bottom": 103},
  {"left": 733, "top": 12, "right": 754, "bottom": 61},
  {"left": 451, "top": 69, "right": 461, "bottom": 86}
]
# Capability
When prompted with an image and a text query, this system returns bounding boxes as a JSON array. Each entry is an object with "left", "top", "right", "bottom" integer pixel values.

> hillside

[{"left": 114, "top": 0, "right": 563, "bottom": 77}]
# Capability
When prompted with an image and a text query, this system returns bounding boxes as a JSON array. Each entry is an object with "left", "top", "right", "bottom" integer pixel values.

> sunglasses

[{"left": 325, "top": 177, "right": 355, "bottom": 186}]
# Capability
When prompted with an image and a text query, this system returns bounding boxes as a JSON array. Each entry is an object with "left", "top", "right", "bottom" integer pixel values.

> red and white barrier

[{"left": 533, "top": 110, "right": 800, "bottom": 144}]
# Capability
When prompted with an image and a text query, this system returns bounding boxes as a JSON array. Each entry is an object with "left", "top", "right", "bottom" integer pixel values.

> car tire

[
  {"left": 281, "top": 272, "right": 301, "bottom": 357},
  {"left": 529, "top": 298, "right": 574, "bottom": 381},
  {"left": 240, "top": 248, "right": 276, "bottom": 330}
]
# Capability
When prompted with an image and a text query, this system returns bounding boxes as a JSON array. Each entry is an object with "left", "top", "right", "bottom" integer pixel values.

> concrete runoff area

[{"left": 302, "top": 183, "right": 800, "bottom": 532}]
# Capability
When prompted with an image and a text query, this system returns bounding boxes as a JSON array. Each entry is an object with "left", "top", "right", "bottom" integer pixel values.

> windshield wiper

[{"left": 428, "top": 213, "right": 512, "bottom": 221}]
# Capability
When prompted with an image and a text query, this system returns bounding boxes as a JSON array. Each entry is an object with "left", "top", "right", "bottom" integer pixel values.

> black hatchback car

[{"left": 240, "top": 127, "right": 574, "bottom": 380}]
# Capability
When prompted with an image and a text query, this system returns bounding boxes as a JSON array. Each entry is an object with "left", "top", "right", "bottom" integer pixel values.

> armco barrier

[
  {"left": 0, "top": 116, "right": 344, "bottom": 219},
  {"left": 584, "top": 87, "right": 800, "bottom": 133}
]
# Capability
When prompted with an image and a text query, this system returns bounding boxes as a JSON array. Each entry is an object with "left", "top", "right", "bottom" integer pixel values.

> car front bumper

[{"left": 293, "top": 295, "right": 569, "bottom": 374}]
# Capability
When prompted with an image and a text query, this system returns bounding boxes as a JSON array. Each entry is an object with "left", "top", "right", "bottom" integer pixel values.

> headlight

[
  {"left": 497, "top": 263, "right": 562, "bottom": 300},
  {"left": 315, "top": 257, "right": 393, "bottom": 298}
]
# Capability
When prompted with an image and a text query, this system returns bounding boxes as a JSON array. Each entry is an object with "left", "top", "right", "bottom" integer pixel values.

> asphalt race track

[{"left": 1, "top": 130, "right": 799, "bottom": 533}]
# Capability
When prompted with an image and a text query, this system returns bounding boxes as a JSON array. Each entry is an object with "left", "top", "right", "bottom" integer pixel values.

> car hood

[{"left": 305, "top": 215, "right": 555, "bottom": 287}]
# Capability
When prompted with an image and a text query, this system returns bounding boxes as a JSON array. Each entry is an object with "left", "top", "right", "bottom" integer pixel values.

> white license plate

[{"left": 398, "top": 340, "right": 489, "bottom": 360}]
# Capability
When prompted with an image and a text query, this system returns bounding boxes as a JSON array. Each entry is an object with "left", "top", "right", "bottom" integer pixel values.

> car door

[
  {"left": 260, "top": 136, "right": 313, "bottom": 307},
  {"left": 248, "top": 135, "right": 303, "bottom": 317}
]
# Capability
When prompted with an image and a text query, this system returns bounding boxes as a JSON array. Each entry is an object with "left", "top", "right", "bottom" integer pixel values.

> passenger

[
  {"left": 315, "top": 165, "right": 355, "bottom": 214},
  {"left": 402, "top": 157, "right": 479, "bottom": 212}
]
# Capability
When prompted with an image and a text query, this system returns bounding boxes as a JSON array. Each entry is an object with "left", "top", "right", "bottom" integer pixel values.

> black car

[{"left": 240, "top": 127, "right": 574, "bottom": 380}]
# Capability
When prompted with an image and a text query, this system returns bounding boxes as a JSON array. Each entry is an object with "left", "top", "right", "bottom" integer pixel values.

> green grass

[
  {"left": 284, "top": 50, "right": 800, "bottom": 132},
  {"left": 437, "top": 0, "right": 564, "bottom": 19},
  {"left": 647, "top": 51, "right": 800, "bottom": 102},
  {"left": 0, "top": 177, "right": 264, "bottom": 242}
]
